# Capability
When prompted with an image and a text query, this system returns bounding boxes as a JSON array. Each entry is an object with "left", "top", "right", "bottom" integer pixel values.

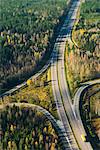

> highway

[
  {"left": 0, "top": 0, "right": 99, "bottom": 149},
  {"left": 0, "top": 1, "right": 71, "bottom": 100},
  {"left": 51, "top": 0, "right": 93, "bottom": 150},
  {"left": 0, "top": 57, "right": 51, "bottom": 99},
  {"left": 74, "top": 79, "right": 100, "bottom": 140},
  {"left": 0, "top": 0, "right": 85, "bottom": 149},
  {"left": 0, "top": 1, "right": 81, "bottom": 149},
  {"left": 0, "top": 103, "right": 73, "bottom": 150},
  {"left": 51, "top": 42, "right": 78, "bottom": 150},
  {"left": 0, "top": 0, "right": 72, "bottom": 100},
  {"left": 51, "top": 0, "right": 80, "bottom": 150}
]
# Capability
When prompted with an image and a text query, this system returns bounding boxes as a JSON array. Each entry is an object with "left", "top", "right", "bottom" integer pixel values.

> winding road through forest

[
  {"left": 0, "top": 0, "right": 100, "bottom": 149},
  {"left": 74, "top": 79, "right": 100, "bottom": 145},
  {"left": 51, "top": 0, "right": 94, "bottom": 150},
  {"left": 0, "top": 103, "right": 72, "bottom": 149}
]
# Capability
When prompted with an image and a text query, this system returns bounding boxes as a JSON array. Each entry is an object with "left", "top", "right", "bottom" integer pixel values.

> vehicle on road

[{"left": 81, "top": 134, "right": 86, "bottom": 142}]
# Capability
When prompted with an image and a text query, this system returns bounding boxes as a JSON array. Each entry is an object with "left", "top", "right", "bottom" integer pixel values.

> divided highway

[
  {"left": 51, "top": 0, "right": 93, "bottom": 150},
  {"left": 51, "top": 1, "right": 80, "bottom": 150},
  {"left": 51, "top": 42, "right": 78, "bottom": 150},
  {"left": 0, "top": 0, "right": 99, "bottom": 149},
  {"left": 0, "top": 1, "right": 81, "bottom": 149}
]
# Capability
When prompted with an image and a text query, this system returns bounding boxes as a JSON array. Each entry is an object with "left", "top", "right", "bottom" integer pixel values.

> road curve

[
  {"left": 0, "top": 0, "right": 71, "bottom": 99},
  {"left": 0, "top": 0, "right": 97, "bottom": 149},
  {"left": 74, "top": 79, "right": 100, "bottom": 143},
  {"left": 51, "top": 0, "right": 82, "bottom": 150},
  {"left": 51, "top": 42, "right": 78, "bottom": 150},
  {"left": 0, "top": 1, "right": 81, "bottom": 149},
  {"left": 0, "top": 57, "right": 51, "bottom": 99},
  {"left": 0, "top": 102, "right": 73, "bottom": 150},
  {"left": 74, "top": 79, "right": 100, "bottom": 116},
  {"left": 51, "top": 0, "right": 93, "bottom": 150}
]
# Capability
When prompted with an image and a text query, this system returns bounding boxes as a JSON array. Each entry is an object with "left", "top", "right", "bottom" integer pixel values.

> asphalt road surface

[
  {"left": 0, "top": 103, "right": 74, "bottom": 150},
  {"left": 74, "top": 79, "right": 100, "bottom": 144},
  {"left": 51, "top": 0, "right": 93, "bottom": 149},
  {"left": 0, "top": 0, "right": 97, "bottom": 149}
]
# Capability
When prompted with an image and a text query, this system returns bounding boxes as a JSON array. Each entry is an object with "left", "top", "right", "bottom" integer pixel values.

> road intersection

[
  {"left": 51, "top": 0, "right": 94, "bottom": 149},
  {"left": 0, "top": 0, "right": 99, "bottom": 149}
]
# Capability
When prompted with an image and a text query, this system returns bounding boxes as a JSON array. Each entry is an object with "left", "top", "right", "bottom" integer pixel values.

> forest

[
  {"left": 0, "top": 70, "right": 58, "bottom": 119},
  {"left": 81, "top": 84, "right": 100, "bottom": 149},
  {"left": 0, "top": 105, "right": 60, "bottom": 150},
  {"left": 73, "top": 0, "right": 100, "bottom": 52},
  {"left": 65, "top": 0, "right": 100, "bottom": 96},
  {"left": 0, "top": 0, "right": 69, "bottom": 94}
]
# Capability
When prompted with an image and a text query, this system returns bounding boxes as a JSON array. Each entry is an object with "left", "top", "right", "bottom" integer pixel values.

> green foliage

[
  {"left": 0, "top": 105, "right": 60, "bottom": 150},
  {"left": 67, "top": 0, "right": 100, "bottom": 96},
  {"left": 73, "top": 0, "right": 100, "bottom": 52},
  {"left": 80, "top": 0, "right": 100, "bottom": 21},
  {"left": 1, "top": 70, "right": 58, "bottom": 119},
  {"left": 0, "top": 0, "right": 68, "bottom": 94},
  {"left": 81, "top": 85, "right": 100, "bottom": 149},
  {"left": 65, "top": 40, "right": 100, "bottom": 97}
]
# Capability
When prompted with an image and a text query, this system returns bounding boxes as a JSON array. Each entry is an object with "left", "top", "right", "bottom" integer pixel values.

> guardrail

[
  {"left": 0, "top": 0, "right": 73, "bottom": 100},
  {"left": 0, "top": 103, "right": 72, "bottom": 150},
  {"left": 74, "top": 79, "right": 100, "bottom": 145}
]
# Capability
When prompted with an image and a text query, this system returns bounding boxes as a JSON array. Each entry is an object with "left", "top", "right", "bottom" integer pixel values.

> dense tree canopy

[
  {"left": 81, "top": 85, "right": 100, "bottom": 149},
  {"left": 67, "top": 0, "right": 100, "bottom": 96},
  {"left": 0, "top": 0, "right": 69, "bottom": 93},
  {"left": 0, "top": 105, "right": 60, "bottom": 150},
  {"left": 73, "top": 0, "right": 100, "bottom": 52}
]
